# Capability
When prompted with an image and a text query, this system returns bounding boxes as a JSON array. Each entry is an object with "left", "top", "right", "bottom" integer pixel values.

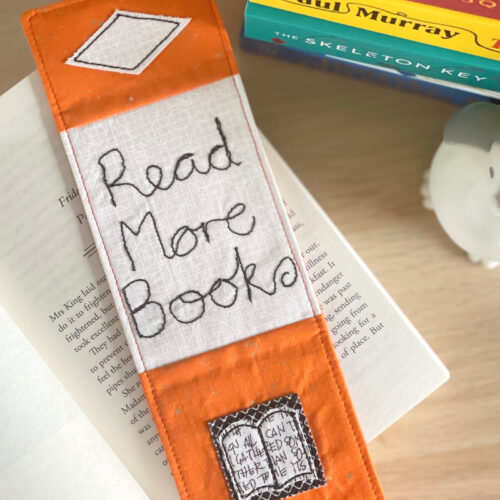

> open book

[{"left": 0, "top": 73, "right": 448, "bottom": 499}]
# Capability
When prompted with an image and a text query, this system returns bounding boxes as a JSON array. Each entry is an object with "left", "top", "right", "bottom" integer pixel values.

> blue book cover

[
  {"left": 244, "top": 1, "right": 500, "bottom": 95},
  {"left": 240, "top": 32, "right": 497, "bottom": 105}
]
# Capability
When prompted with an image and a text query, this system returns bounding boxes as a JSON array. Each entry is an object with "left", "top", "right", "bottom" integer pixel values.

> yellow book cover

[{"left": 249, "top": 0, "right": 500, "bottom": 61}]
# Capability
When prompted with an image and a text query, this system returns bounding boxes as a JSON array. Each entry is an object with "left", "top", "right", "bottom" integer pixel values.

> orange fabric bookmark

[
  {"left": 22, "top": 1, "right": 385, "bottom": 499},
  {"left": 141, "top": 315, "right": 383, "bottom": 499}
]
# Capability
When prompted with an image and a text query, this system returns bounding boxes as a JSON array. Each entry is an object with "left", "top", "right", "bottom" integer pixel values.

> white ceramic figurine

[{"left": 421, "top": 102, "right": 500, "bottom": 269}]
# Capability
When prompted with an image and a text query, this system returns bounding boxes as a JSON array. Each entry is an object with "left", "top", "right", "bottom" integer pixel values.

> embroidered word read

[{"left": 99, "top": 117, "right": 241, "bottom": 207}]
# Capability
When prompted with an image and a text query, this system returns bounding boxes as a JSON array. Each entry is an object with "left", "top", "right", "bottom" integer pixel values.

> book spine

[
  {"left": 244, "top": 2, "right": 500, "bottom": 92},
  {"left": 249, "top": 0, "right": 500, "bottom": 61},
  {"left": 240, "top": 34, "right": 497, "bottom": 105}
]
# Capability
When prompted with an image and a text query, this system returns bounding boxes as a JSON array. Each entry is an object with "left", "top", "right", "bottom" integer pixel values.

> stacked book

[{"left": 243, "top": 0, "right": 500, "bottom": 104}]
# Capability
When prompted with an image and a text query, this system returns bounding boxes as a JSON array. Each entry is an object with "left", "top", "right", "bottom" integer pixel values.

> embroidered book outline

[
  {"left": 209, "top": 394, "right": 326, "bottom": 500},
  {"left": 66, "top": 10, "right": 191, "bottom": 74}
]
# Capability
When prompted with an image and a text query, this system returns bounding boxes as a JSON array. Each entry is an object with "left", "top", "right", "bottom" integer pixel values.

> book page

[
  {"left": 0, "top": 73, "right": 179, "bottom": 500},
  {"left": 0, "top": 73, "right": 448, "bottom": 500},
  {"left": 262, "top": 136, "right": 449, "bottom": 441},
  {"left": 0, "top": 307, "right": 148, "bottom": 500}
]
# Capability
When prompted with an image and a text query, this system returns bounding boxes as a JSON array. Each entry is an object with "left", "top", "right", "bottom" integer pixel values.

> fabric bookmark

[{"left": 22, "top": 1, "right": 385, "bottom": 498}]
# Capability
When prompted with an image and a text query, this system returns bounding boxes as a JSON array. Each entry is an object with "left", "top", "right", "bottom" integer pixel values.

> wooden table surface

[{"left": 2, "top": 1, "right": 499, "bottom": 498}]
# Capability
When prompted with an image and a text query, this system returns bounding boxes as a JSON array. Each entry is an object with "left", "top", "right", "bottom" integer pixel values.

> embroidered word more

[
  {"left": 120, "top": 202, "right": 256, "bottom": 271},
  {"left": 209, "top": 394, "right": 326, "bottom": 500}
]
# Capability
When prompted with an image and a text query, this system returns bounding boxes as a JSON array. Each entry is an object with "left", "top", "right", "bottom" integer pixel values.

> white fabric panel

[
  {"left": 63, "top": 75, "right": 319, "bottom": 372},
  {"left": 66, "top": 10, "right": 190, "bottom": 75}
]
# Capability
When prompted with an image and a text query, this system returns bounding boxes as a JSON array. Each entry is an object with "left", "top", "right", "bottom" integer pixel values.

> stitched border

[
  {"left": 23, "top": 2, "right": 380, "bottom": 499},
  {"left": 23, "top": 5, "right": 304, "bottom": 499},
  {"left": 62, "top": 136, "right": 191, "bottom": 499},
  {"left": 315, "top": 315, "right": 380, "bottom": 499}
]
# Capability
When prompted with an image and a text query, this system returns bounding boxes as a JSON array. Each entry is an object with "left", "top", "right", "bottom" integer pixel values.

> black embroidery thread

[
  {"left": 72, "top": 13, "right": 180, "bottom": 71},
  {"left": 120, "top": 202, "right": 256, "bottom": 271},
  {"left": 208, "top": 394, "right": 326, "bottom": 500},
  {"left": 122, "top": 278, "right": 166, "bottom": 338},
  {"left": 168, "top": 246, "right": 298, "bottom": 324},
  {"left": 99, "top": 117, "right": 241, "bottom": 207},
  {"left": 121, "top": 248, "right": 297, "bottom": 335}
]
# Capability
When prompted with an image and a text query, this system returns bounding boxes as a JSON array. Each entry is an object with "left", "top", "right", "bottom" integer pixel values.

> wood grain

[{"left": 2, "top": 0, "right": 499, "bottom": 498}]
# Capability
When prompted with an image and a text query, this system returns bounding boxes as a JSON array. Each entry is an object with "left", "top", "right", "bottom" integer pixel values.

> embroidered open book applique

[{"left": 209, "top": 394, "right": 325, "bottom": 500}]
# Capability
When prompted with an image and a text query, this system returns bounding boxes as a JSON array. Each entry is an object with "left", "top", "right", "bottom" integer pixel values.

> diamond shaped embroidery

[{"left": 66, "top": 10, "right": 191, "bottom": 75}]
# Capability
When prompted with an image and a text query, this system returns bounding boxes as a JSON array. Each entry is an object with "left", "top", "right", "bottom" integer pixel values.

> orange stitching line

[{"left": 24, "top": 7, "right": 191, "bottom": 500}]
